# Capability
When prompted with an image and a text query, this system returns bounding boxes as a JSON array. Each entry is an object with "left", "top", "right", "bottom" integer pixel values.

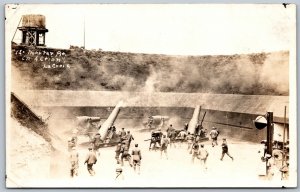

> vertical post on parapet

[{"left": 266, "top": 112, "right": 274, "bottom": 156}]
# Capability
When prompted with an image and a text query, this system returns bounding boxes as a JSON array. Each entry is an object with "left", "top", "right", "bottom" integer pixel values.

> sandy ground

[
  {"left": 8, "top": 127, "right": 288, "bottom": 188},
  {"left": 6, "top": 119, "right": 52, "bottom": 187}
]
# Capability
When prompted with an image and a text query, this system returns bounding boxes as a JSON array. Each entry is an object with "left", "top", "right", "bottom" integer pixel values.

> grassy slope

[{"left": 12, "top": 45, "right": 289, "bottom": 95}]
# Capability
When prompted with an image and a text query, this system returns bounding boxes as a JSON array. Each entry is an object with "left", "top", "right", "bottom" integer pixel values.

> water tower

[{"left": 17, "top": 14, "right": 48, "bottom": 46}]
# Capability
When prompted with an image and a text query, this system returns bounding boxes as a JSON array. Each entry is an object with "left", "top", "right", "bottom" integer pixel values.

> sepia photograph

[{"left": 5, "top": 4, "right": 297, "bottom": 188}]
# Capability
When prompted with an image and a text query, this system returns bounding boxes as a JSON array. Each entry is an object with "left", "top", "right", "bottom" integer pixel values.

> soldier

[
  {"left": 120, "top": 142, "right": 133, "bottom": 167},
  {"left": 147, "top": 116, "right": 154, "bottom": 129},
  {"left": 209, "top": 127, "right": 219, "bottom": 147},
  {"left": 198, "top": 144, "right": 209, "bottom": 170},
  {"left": 177, "top": 129, "right": 187, "bottom": 147},
  {"left": 68, "top": 140, "right": 76, "bottom": 152},
  {"left": 91, "top": 133, "right": 102, "bottom": 156},
  {"left": 220, "top": 138, "right": 234, "bottom": 161},
  {"left": 160, "top": 135, "right": 170, "bottom": 159},
  {"left": 126, "top": 131, "right": 134, "bottom": 148},
  {"left": 70, "top": 147, "right": 79, "bottom": 177},
  {"left": 167, "top": 124, "right": 173, "bottom": 133},
  {"left": 280, "top": 161, "right": 289, "bottom": 180},
  {"left": 191, "top": 140, "right": 200, "bottom": 163},
  {"left": 119, "top": 128, "right": 127, "bottom": 141},
  {"left": 186, "top": 132, "right": 194, "bottom": 150},
  {"left": 132, "top": 144, "right": 142, "bottom": 174},
  {"left": 115, "top": 142, "right": 122, "bottom": 164},
  {"left": 169, "top": 129, "right": 177, "bottom": 148},
  {"left": 84, "top": 147, "right": 97, "bottom": 176}
]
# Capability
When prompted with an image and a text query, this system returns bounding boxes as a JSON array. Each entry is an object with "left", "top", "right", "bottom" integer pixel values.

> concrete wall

[{"left": 38, "top": 106, "right": 268, "bottom": 143}]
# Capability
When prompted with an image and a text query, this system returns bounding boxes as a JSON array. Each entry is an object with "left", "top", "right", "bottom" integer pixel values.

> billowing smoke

[
  {"left": 142, "top": 52, "right": 289, "bottom": 95},
  {"left": 11, "top": 46, "right": 289, "bottom": 95}
]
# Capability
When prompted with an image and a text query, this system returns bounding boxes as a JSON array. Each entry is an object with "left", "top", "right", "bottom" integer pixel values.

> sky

[{"left": 5, "top": 4, "right": 296, "bottom": 55}]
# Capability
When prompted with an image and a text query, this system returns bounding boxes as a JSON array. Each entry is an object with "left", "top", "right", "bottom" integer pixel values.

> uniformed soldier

[
  {"left": 220, "top": 138, "right": 234, "bottom": 161},
  {"left": 198, "top": 144, "right": 209, "bottom": 170},
  {"left": 91, "top": 133, "right": 102, "bottom": 156},
  {"left": 160, "top": 135, "right": 170, "bottom": 159},
  {"left": 126, "top": 131, "right": 134, "bottom": 149},
  {"left": 191, "top": 140, "right": 200, "bottom": 163},
  {"left": 209, "top": 127, "right": 219, "bottom": 147},
  {"left": 68, "top": 139, "right": 76, "bottom": 152},
  {"left": 166, "top": 124, "right": 173, "bottom": 135},
  {"left": 132, "top": 144, "right": 142, "bottom": 174},
  {"left": 177, "top": 129, "right": 187, "bottom": 147},
  {"left": 120, "top": 142, "right": 133, "bottom": 167},
  {"left": 70, "top": 147, "right": 79, "bottom": 177},
  {"left": 84, "top": 147, "right": 97, "bottom": 176},
  {"left": 147, "top": 116, "right": 154, "bottom": 129},
  {"left": 186, "top": 132, "right": 194, "bottom": 150},
  {"left": 115, "top": 142, "right": 122, "bottom": 164},
  {"left": 120, "top": 128, "right": 127, "bottom": 141},
  {"left": 169, "top": 129, "right": 177, "bottom": 148}
]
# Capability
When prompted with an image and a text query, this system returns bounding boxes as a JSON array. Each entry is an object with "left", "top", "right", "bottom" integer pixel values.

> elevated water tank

[{"left": 18, "top": 14, "right": 48, "bottom": 46}]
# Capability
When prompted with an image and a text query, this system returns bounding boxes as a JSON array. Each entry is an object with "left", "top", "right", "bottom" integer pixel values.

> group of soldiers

[
  {"left": 145, "top": 124, "right": 234, "bottom": 170},
  {"left": 68, "top": 126, "right": 137, "bottom": 177},
  {"left": 68, "top": 123, "right": 235, "bottom": 178}
]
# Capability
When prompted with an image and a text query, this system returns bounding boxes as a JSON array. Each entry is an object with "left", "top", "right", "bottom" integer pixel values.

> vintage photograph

[{"left": 5, "top": 4, "right": 296, "bottom": 188}]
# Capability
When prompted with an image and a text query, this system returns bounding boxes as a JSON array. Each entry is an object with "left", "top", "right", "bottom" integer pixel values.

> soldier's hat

[
  {"left": 96, "top": 133, "right": 100, "bottom": 135},
  {"left": 88, "top": 147, "right": 93, "bottom": 150},
  {"left": 116, "top": 168, "right": 123, "bottom": 172},
  {"left": 223, "top": 138, "right": 226, "bottom": 140},
  {"left": 200, "top": 144, "right": 204, "bottom": 147}
]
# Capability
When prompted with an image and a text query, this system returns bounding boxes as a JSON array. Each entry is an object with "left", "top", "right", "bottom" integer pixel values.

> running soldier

[
  {"left": 160, "top": 135, "right": 170, "bottom": 159},
  {"left": 198, "top": 144, "right": 209, "bottom": 170},
  {"left": 186, "top": 132, "right": 194, "bottom": 150},
  {"left": 132, "top": 144, "right": 142, "bottom": 174},
  {"left": 84, "top": 147, "right": 97, "bottom": 176},
  {"left": 209, "top": 127, "right": 219, "bottom": 147},
  {"left": 191, "top": 140, "right": 200, "bottom": 163},
  {"left": 126, "top": 131, "right": 134, "bottom": 149},
  {"left": 115, "top": 142, "right": 122, "bottom": 164},
  {"left": 120, "top": 142, "right": 133, "bottom": 167},
  {"left": 91, "top": 133, "right": 102, "bottom": 156},
  {"left": 69, "top": 147, "right": 79, "bottom": 177},
  {"left": 220, "top": 138, "right": 234, "bottom": 161}
]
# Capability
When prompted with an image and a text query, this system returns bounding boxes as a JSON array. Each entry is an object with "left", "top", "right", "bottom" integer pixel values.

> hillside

[{"left": 11, "top": 44, "right": 289, "bottom": 95}]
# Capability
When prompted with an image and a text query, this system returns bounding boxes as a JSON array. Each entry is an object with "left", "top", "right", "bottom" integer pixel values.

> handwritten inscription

[{"left": 13, "top": 49, "right": 70, "bottom": 69}]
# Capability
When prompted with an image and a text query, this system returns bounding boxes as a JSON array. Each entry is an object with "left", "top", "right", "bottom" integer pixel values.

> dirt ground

[{"left": 7, "top": 126, "right": 288, "bottom": 188}]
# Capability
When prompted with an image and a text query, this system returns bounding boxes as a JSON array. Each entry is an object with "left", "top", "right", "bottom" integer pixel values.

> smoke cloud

[{"left": 11, "top": 46, "right": 289, "bottom": 95}]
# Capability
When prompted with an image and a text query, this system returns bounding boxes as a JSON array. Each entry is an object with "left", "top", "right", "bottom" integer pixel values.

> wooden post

[{"left": 266, "top": 112, "right": 273, "bottom": 155}]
